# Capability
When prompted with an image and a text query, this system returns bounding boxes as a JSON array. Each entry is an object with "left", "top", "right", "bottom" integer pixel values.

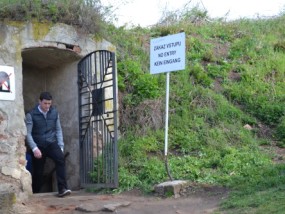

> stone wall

[{"left": 0, "top": 21, "right": 115, "bottom": 212}]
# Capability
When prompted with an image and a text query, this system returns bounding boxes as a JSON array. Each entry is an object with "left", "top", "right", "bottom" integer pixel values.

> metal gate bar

[{"left": 78, "top": 50, "right": 118, "bottom": 188}]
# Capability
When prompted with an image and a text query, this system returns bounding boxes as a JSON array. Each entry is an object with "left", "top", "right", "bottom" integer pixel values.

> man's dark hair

[{"left": 39, "top": 92, "right": 52, "bottom": 101}]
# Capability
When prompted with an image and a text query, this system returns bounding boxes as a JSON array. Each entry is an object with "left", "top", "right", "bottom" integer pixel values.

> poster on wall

[{"left": 0, "top": 65, "right": 15, "bottom": 101}]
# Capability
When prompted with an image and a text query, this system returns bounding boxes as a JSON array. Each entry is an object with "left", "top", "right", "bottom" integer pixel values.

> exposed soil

[{"left": 18, "top": 185, "right": 229, "bottom": 214}]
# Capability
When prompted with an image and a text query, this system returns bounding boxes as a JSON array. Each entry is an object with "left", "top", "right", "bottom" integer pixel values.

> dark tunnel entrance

[{"left": 22, "top": 47, "right": 82, "bottom": 193}]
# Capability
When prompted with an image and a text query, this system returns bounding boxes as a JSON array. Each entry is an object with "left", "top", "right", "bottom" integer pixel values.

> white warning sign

[
  {"left": 0, "top": 65, "right": 15, "bottom": 101},
  {"left": 150, "top": 32, "right": 185, "bottom": 74}
]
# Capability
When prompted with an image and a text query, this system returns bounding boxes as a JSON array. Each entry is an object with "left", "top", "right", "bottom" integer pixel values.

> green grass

[
  {"left": 3, "top": 1, "right": 285, "bottom": 212},
  {"left": 107, "top": 9, "right": 285, "bottom": 213},
  {"left": 220, "top": 164, "right": 285, "bottom": 213}
]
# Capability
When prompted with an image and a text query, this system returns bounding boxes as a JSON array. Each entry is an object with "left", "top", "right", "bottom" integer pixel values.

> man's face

[{"left": 39, "top": 99, "right": 52, "bottom": 112}]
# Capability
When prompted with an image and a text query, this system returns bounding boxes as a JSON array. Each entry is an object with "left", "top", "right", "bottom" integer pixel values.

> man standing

[{"left": 25, "top": 91, "right": 71, "bottom": 197}]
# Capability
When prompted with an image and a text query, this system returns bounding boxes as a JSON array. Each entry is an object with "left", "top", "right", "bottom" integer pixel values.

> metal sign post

[
  {"left": 164, "top": 71, "right": 173, "bottom": 180},
  {"left": 164, "top": 72, "right": 170, "bottom": 156},
  {"left": 150, "top": 32, "right": 186, "bottom": 180}
]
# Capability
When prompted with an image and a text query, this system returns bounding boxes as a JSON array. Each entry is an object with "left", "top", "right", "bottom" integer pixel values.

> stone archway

[{"left": 0, "top": 21, "right": 115, "bottom": 212}]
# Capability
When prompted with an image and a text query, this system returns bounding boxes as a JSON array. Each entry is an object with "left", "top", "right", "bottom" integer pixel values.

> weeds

[
  {"left": 6, "top": 1, "right": 284, "bottom": 212},
  {"left": 105, "top": 8, "right": 285, "bottom": 213},
  {"left": 0, "top": 0, "right": 109, "bottom": 35}
]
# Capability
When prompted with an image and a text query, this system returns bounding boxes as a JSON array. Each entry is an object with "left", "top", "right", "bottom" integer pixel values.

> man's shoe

[{"left": 58, "top": 189, "right": 71, "bottom": 197}]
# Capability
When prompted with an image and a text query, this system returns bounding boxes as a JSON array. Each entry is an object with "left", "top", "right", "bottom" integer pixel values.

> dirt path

[{"left": 18, "top": 185, "right": 229, "bottom": 214}]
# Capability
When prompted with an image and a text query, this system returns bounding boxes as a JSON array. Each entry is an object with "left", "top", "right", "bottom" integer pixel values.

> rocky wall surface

[
  {"left": 0, "top": 22, "right": 31, "bottom": 213},
  {"left": 0, "top": 21, "right": 115, "bottom": 213}
]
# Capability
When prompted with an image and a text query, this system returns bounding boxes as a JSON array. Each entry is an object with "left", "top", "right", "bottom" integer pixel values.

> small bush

[
  {"left": 190, "top": 63, "right": 212, "bottom": 86},
  {"left": 117, "top": 167, "right": 142, "bottom": 192},
  {"left": 117, "top": 60, "right": 159, "bottom": 105},
  {"left": 276, "top": 116, "right": 285, "bottom": 142},
  {"left": 274, "top": 41, "right": 285, "bottom": 53}
]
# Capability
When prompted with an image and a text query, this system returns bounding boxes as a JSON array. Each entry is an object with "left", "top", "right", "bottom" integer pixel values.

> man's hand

[{"left": 33, "top": 148, "right": 42, "bottom": 159}]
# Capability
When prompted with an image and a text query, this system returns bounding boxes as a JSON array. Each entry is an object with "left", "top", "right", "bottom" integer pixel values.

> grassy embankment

[{"left": 107, "top": 9, "right": 285, "bottom": 214}]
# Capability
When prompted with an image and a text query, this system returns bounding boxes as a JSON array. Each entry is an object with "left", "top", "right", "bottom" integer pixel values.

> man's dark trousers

[{"left": 32, "top": 142, "right": 67, "bottom": 193}]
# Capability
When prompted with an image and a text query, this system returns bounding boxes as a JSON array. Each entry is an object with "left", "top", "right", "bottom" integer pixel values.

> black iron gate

[{"left": 78, "top": 50, "right": 118, "bottom": 188}]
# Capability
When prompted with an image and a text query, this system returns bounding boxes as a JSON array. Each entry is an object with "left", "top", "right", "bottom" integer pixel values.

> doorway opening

[{"left": 22, "top": 47, "right": 81, "bottom": 193}]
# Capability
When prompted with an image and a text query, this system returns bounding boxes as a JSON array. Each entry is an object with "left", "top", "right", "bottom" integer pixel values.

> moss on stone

[
  {"left": 0, "top": 192, "right": 16, "bottom": 213},
  {"left": 32, "top": 21, "right": 53, "bottom": 41},
  {"left": 0, "top": 30, "right": 6, "bottom": 45},
  {"left": 108, "top": 45, "right": 116, "bottom": 52},
  {"left": 92, "top": 34, "right": 103, "bottom": 42},
  {"left": 5, "top": 21, "right": 25, "bottom": 28},
  {"left": 11, "top": 33, "right": 22, "bottom": 63}
]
